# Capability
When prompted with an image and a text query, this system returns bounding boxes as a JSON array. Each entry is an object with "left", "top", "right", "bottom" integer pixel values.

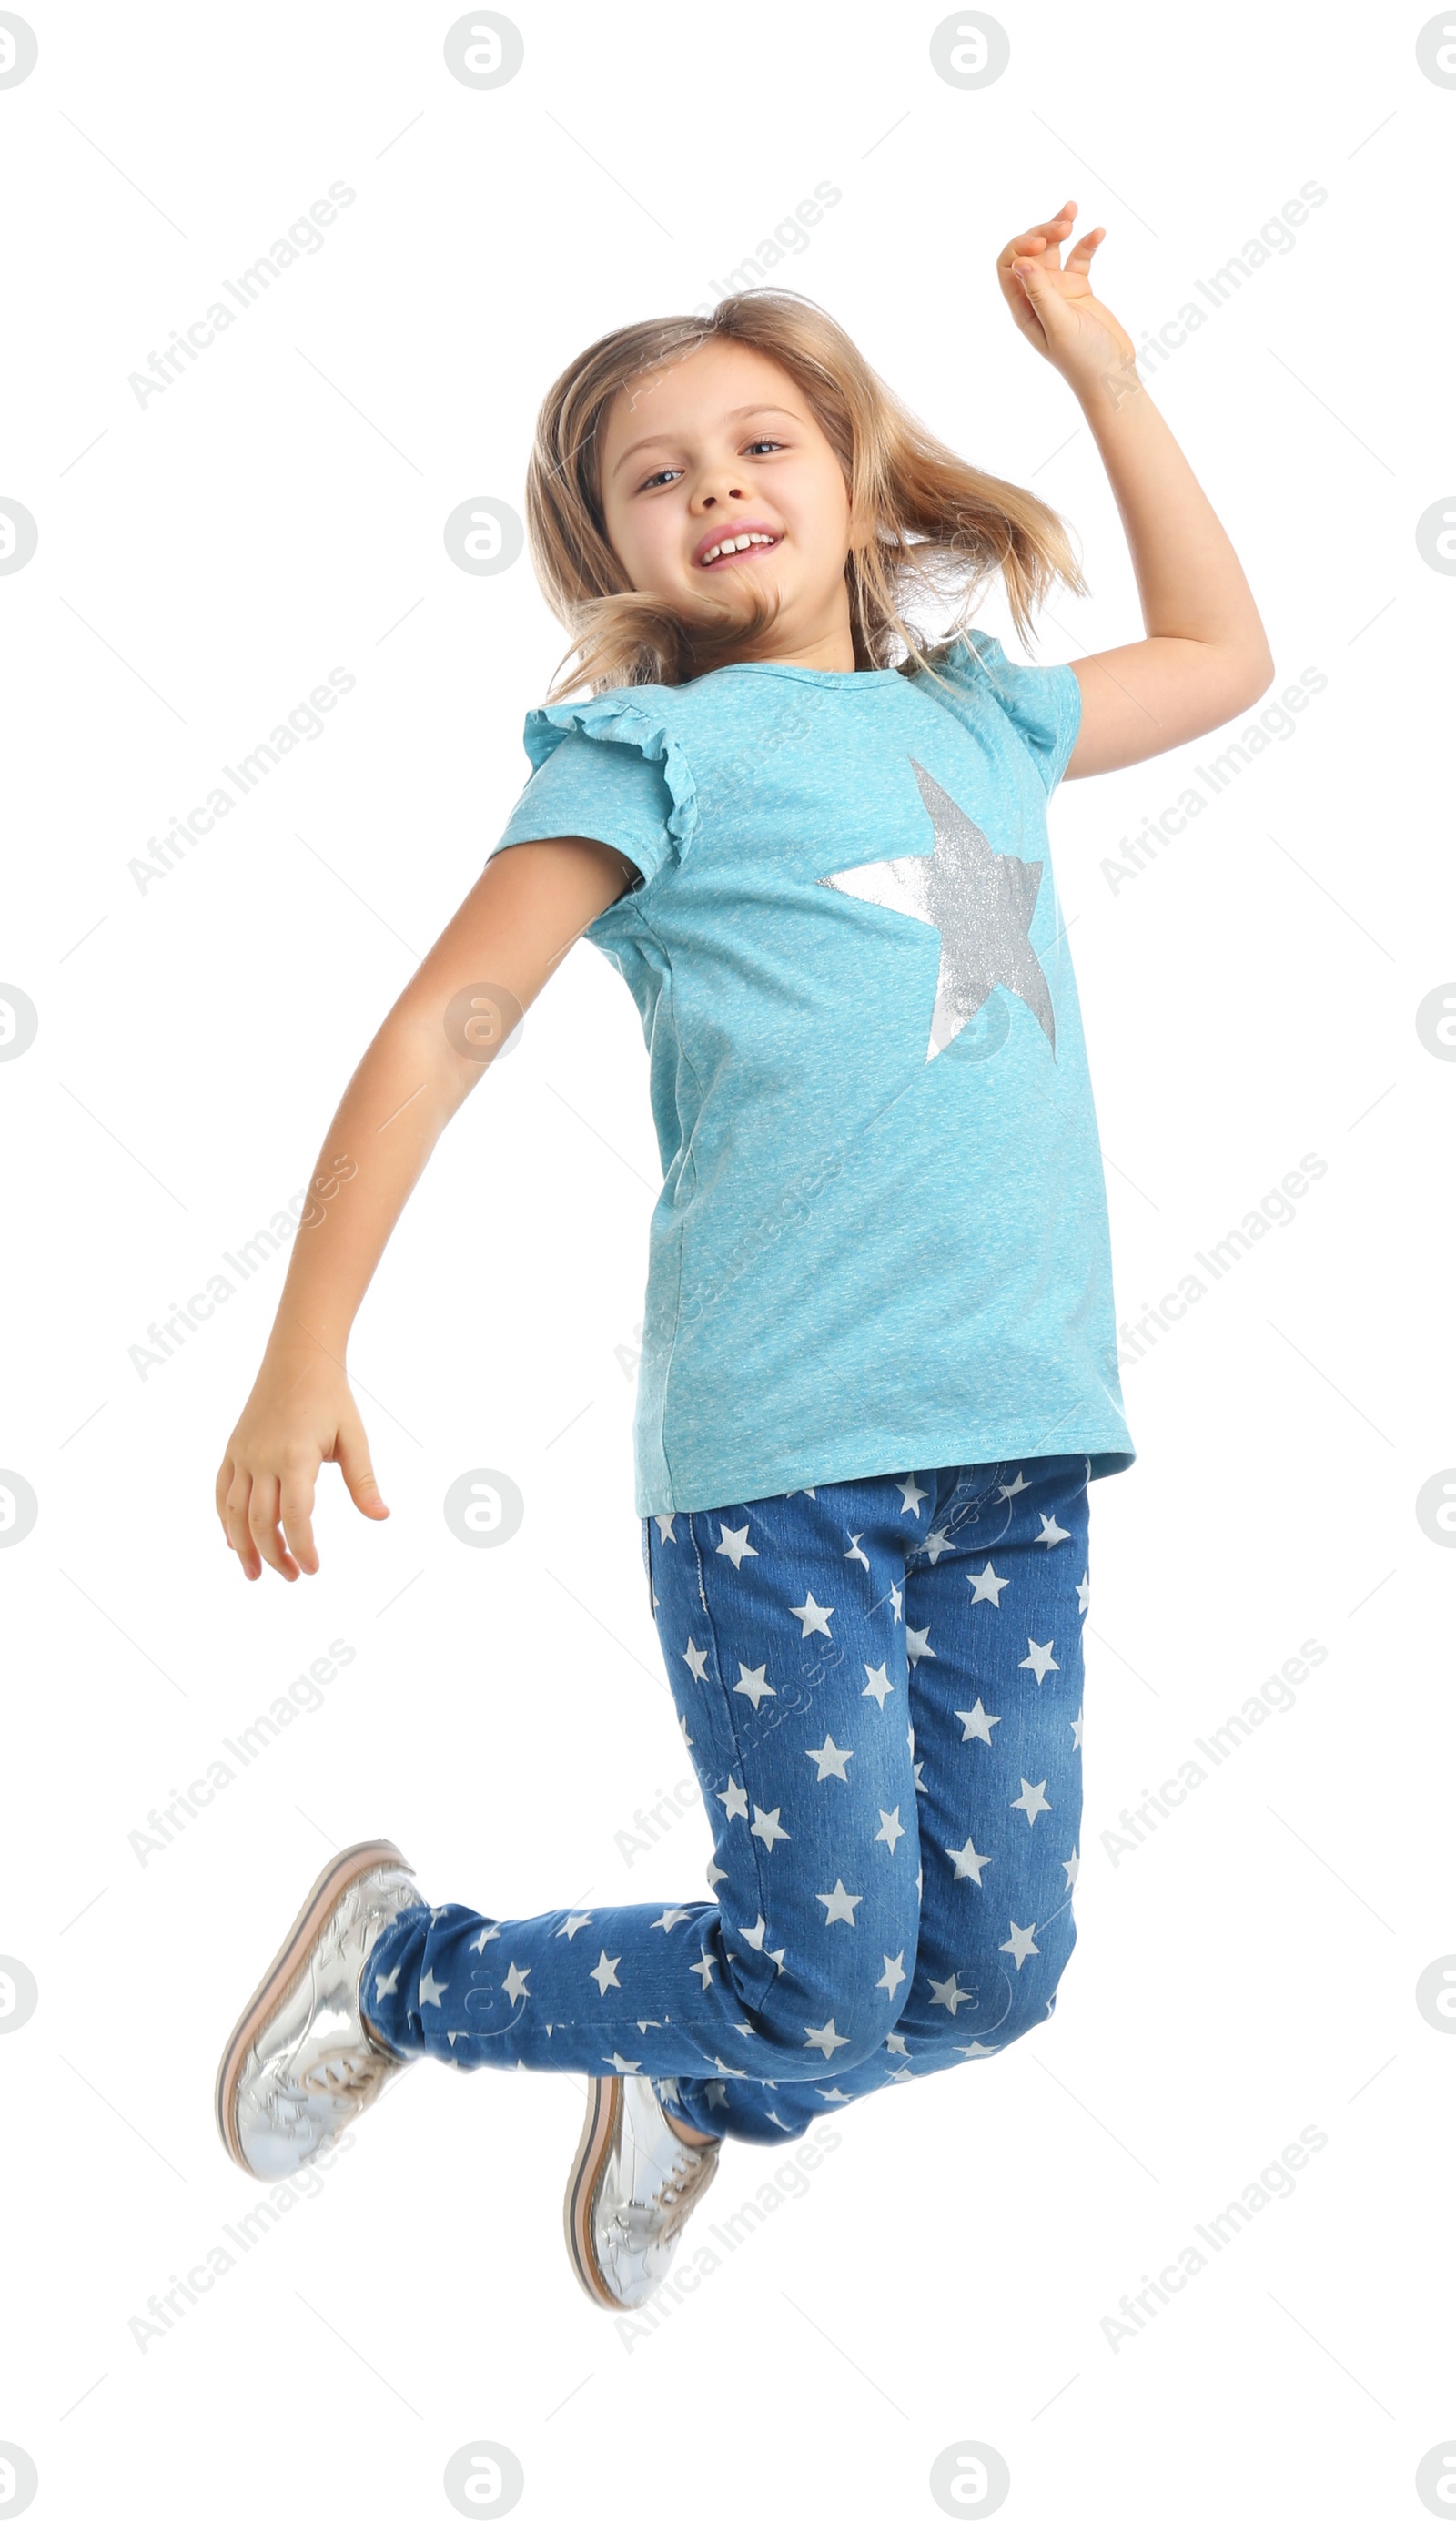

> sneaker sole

[
  {"left": 213, "top": 1837, "right": 412, "bottom": 2172},
  {"left": 562, "top": 2075, "right": 624, "bottom": 2309}
]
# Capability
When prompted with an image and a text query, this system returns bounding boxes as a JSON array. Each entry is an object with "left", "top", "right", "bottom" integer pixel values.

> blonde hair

[{"left": 523, "top": 289, "right": 1087, "bottom": 701}]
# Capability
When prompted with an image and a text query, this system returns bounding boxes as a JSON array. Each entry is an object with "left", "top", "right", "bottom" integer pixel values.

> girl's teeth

[{"left": 701, "top": 532, "right": 777, "bottom": 565}]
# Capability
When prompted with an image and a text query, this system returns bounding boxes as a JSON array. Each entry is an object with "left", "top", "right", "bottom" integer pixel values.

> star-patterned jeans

[{"left": 361, "top": 1454, "right": 1090, "bottom": 2144}]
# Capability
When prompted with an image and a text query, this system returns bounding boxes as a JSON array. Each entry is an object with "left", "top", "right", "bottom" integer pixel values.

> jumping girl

[{"left": 213, "top": 206, "right": 1273, "bottom": 2313}]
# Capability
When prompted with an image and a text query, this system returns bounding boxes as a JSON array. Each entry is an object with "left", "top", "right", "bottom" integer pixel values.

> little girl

[{"left": 214, "top": 205, "right": 1272, "bottom": 2314}]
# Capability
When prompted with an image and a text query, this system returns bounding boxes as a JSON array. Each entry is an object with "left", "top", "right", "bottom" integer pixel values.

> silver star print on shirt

[{"left": 816, "top": 755, "right": 1057, "bottom": 1063}]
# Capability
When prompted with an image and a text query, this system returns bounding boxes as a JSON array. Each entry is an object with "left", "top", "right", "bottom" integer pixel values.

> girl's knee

[
  {"left": 990, "top": 1980, "right": 1058, "bottom": 2050},
  {"left": 904, "top": 1920, "right": 1077, "bottom": 2052},
  {"left": 746, "top": 1936, "right": 918, "bottom": 2072}
]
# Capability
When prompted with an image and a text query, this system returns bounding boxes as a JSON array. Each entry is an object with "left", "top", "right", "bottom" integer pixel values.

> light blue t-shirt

[{"left": 487, "top": 632, "right": 1136, "bottom": 1518}]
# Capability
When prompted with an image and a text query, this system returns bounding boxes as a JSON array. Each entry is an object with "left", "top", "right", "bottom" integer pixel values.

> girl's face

[{"left": 597, "top": 339, "right": 857, "bottom": 669}]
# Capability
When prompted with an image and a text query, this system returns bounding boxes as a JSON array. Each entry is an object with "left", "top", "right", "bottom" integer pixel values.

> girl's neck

[{"left": 721, "top": 620, "right": 858, "bottom": 677}]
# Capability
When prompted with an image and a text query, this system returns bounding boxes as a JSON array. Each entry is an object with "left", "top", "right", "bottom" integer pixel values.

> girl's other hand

[
  {"left": 996, "top": 202, "right": 1138, "bottom": 400},
  {"left": 216, "top": 1347, "right": 388, "bottom": 1582}
]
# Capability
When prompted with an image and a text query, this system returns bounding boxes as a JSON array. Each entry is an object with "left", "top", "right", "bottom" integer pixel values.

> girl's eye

[{"left": 635, "top": 439, "right": 785, "bottom": 492}]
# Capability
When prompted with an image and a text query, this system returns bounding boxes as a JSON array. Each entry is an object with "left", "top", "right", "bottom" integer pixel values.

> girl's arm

[
  {"left": 216, "top": 835, "right": 636, "bottom": 1582},
  {"left": 997, "top": 203, "right": 1276, "bottom": 778}
]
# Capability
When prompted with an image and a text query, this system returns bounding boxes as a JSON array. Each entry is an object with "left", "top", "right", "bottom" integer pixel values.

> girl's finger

[
  {"left": 336, "top": 1410, "right": 389, "bottom": 1523},
  {"left": 246, "top": 1469, "right": 299, "bottom": 1582},
  {"left": 278, "top": 1462, "right": 320, "bottom": 1576},
  {"left": 216, "top": 1456, "right": 236, "bottom": 1545},
  {"left": 1006, "top": 255, "right": 1069, "bottom": 341},
  {"left": 1005, "top": 216, "right": 1069, "bottom": 261},
  {"left": 1065, "top": 226, "right": 1106, "bottom": 271},
  {"left": 224, "top": 1469, "right": 260, "bottom": 1578}
]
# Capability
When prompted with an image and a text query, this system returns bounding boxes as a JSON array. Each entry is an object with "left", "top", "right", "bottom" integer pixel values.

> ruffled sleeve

[
  {"left": 927, "top": 629, "right": 1083, "bottom": 797},
  {"left": 487, "top": 688, "right": 699, "bottom": 896}
]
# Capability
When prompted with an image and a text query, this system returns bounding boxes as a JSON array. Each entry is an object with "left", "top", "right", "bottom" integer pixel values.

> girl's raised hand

[{"left": 996, "top": 203, "right": 1139, "bottom": 402}]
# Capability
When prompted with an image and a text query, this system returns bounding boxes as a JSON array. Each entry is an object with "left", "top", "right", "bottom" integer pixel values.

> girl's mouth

[{"left": 694, "top": 531, "right": 783, "bottom": 571}]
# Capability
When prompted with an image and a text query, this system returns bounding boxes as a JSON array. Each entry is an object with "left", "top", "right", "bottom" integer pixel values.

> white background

[{"left": 2, "top": 2, "right": 1452, "bottom": 2525}]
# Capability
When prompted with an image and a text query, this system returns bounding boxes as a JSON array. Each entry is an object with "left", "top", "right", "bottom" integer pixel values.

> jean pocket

[{"left": 642, "top": 1516, "right": 654, "bottom": 1619}]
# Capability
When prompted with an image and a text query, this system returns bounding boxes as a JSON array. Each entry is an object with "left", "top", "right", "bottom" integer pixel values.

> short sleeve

[
  {"left": 488, "top": 731, "right": 674, "bottom": 888},
  {"left": 486, "top": 689, "right": 700, "bottom": 897},
  {"left": 932, "top": 630, "right": 1083, "bottom": 797}
]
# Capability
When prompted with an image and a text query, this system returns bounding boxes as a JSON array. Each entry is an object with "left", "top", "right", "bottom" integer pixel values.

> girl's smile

[{"left": 693, "top": 522, "right": 784, "bottom": 570}]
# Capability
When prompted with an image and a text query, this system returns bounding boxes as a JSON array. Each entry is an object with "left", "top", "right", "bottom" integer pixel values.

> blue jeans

[{"left": 362, "top": 1455, "right": 1090, "bottom": 2143}]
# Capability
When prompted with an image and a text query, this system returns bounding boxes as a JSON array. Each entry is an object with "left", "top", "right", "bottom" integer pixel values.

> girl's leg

[
  {"left": 360, "top": 1476, "right": 930, "bottom": 2133},
  {"left": 695, "top": 1454, "right": 1091, "bottom": 2127},
  {"left": 893, "top": 1452, "right": 1089, "bottom": 2072}
]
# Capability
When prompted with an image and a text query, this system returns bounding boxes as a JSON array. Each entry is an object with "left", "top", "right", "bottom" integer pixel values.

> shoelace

[
  {"left": 656, "top": 2146, "right": 718, "bottom": 2221},
  {"left": 300, "top": 2051, "right": 389, "bottom": 2102}
]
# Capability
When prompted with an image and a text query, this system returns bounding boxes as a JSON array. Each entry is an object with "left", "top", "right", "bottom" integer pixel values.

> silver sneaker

[
  {"left": 215, "top": 1839, "right": 423, "bottom": 2181},
  {"left": 563, "top": 2075, "right": 721, "bottom": 2311}
]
